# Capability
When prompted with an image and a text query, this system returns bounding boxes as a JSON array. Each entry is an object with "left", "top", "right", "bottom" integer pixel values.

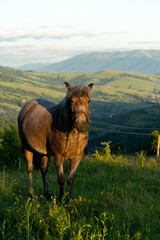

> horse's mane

[{"left": 51, "top": 85, "right": 90, "bottom": 133}]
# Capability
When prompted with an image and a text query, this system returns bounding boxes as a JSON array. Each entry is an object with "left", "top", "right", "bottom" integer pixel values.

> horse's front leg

[
  {"left": 41, "top": 155, "right": 52, "bottom": 200},
  {"left": 66, "top": 153, "right": 83, "bottom": 203},
  {"left": 54, "top": 154, "right": 65, "bottom": 203}
]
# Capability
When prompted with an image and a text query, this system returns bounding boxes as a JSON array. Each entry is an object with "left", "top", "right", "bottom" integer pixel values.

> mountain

[
  {"left": 17, "top": 63, "right": 49, "bottom": 71},
  {"left": 17, "top": 50, "right": 160, "bottom": 74}
]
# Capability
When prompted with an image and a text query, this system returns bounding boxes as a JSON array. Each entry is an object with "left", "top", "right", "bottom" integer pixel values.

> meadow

[{"left": 0, "top": 143, "right": 160, "bottom": 240}]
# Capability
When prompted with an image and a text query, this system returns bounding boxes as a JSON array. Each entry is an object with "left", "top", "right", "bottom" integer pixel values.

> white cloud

[
  {"left": 0, "top": 28, "right": 131, "bottom": 43},
  {"left": 0, "top": 29, "right": 100, "bottom": 42}
]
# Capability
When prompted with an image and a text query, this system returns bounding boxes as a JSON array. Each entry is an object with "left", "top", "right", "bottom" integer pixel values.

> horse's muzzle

[
  {"left": 74, "top": 120, "right": 88, "bottom": 132},
  {"left": 73, "top": 110, "right": 91, "bottom": 132}
]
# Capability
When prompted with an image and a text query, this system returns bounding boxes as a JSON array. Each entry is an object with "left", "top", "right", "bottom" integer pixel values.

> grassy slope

[
  {"left": 0, "top": 153, "right": 160, "bottom": 239},
  {"left": 1, "top": 66, "right": 160, "bottom": 121}
]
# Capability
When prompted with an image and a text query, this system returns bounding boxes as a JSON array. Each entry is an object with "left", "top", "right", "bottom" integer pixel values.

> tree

[{"left": 0, "top": 123, "right": 22, "bottom": 167}]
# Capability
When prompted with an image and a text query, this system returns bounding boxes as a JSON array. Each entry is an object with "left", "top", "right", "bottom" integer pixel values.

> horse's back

[{"left": 18, "top": 99, "right": 56, "bottom": 154}]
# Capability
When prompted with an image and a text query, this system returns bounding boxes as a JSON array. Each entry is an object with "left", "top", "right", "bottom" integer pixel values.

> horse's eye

[
  {"left": 88, "top": 100, "right": 91, "bottom": 103},
  {"left": 70, "top": 99, "right": 73, "bottom": 103}
]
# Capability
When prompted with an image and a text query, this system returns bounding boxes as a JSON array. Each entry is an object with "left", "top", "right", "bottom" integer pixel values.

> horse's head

[{"left": 64, "top": 82, "right": 93, "bottom": 132}]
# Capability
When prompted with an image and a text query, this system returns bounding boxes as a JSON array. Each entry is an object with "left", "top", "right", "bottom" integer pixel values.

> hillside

[
  {"left": 88, "top": 104, "right": 160, "bottom": 153},
  {"left": 17, "top": 50, "right": 160, "bottom": 74},
  {"left": 1, "top": 66, "right": 160, "bottom": 152},
  {"left": 1, "top": 66, "right": 160, "bottom": 121}
]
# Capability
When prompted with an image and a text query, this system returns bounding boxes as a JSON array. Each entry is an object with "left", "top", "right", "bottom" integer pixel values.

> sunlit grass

[
  {"left": 0, "top": 150, "right": 160, "bottom": 239},
  {"left": 0, "top": 81, "right": 64, "bottom": 98}
]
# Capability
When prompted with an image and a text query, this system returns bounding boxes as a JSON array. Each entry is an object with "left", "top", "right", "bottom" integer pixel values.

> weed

[{"left": 136, "top": 150, "right": 146, "bottom": 167}]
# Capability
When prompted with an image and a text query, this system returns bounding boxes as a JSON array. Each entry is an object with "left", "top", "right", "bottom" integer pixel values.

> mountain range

[{"left": 17, "top": 49, "right": 160, "bottom": 74}]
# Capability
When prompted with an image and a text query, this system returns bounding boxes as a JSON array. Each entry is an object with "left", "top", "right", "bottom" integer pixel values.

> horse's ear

[
  {"left": 64, "top": 82, "right": 72, "bottom": 90},
  {"left": 88, "top": 83, "right": 94, "bottom": 91}
]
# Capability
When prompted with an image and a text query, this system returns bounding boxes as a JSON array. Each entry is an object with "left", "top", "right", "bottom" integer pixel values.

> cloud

[
  {"left": 0, "top": 29, "right": 131, "bottom": 43},
  {"left": 0, "top": 32, "right": 75, "bottom": 42},
  {"left": 0, "top": 30, "right": 99, "bottom": 42}
]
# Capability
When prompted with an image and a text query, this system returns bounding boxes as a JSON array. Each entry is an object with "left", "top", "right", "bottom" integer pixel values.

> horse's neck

[{"left": 51, "top": 97, "right": 72, "bottom": 133}]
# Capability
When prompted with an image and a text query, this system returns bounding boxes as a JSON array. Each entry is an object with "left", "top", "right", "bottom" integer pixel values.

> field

[{"left": 0, "top": 147, "right": 160, "bottom": 239}]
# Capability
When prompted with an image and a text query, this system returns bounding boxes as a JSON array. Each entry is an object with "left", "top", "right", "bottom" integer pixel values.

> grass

[
  {"left": 0, "top": 81, "right": 65, "bottom": 98},
  {"left": 0, "top": 151, "right": 160, "bottom": 239}
]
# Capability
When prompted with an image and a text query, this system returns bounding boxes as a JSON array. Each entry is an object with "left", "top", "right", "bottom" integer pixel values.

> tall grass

[{"left": 0, "top": 150, "right": 160, "bottom": 239}]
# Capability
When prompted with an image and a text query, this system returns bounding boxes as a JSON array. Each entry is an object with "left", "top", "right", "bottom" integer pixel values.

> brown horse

[{"left": 18, "top": 82, "right": 93, "bottom": 202}]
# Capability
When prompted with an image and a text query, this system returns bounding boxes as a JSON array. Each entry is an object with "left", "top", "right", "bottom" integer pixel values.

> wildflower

[{"left": 79, "top": 196, "right": 82, "bottom": 202}]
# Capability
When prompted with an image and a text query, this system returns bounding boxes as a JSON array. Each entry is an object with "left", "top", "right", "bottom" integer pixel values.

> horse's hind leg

[
  {"left": 41, "top": 155, "right": 52, "bottom": 200},
  {"left": 24, "top": 149, "right": 34, "bottom": 197}
]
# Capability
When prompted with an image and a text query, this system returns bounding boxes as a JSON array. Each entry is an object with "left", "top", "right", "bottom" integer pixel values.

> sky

[{"left": 0, "top": 0, "right": 160, "bottom": 67}]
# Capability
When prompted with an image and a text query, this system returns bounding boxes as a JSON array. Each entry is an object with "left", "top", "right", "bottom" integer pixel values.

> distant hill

[
  {"left": 17, "top": 63, "right": 49, "bottom": 71},
  {"left": 17, "top": 50, "right": 160, "bottom": 74}
]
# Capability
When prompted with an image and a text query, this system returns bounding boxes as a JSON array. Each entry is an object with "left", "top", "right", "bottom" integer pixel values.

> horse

[{"left": 18, "top": 82, "right": 93, "bottom": 202}]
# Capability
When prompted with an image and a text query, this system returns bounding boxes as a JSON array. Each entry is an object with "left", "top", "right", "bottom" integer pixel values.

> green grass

[{"left": 0, "top": 152, "right": 160, "bottom": 239}]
